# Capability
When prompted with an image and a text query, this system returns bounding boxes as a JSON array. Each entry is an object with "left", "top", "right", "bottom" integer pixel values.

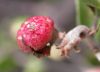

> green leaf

[
  {"left": 82, "top": 0, "right": 100, "bottom": 9},
  {"left": 95, "top": 19, "right": 100, "bottom": 41},
  {"left": 78, "top": 0, "right": 94, "bottom": 26},
  {"left": 76, "top": 0, "right": 94, "bottom": 26}
]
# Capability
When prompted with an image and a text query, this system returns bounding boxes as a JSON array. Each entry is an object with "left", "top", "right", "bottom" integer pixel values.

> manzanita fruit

[{"left": 17, "top": 16, "right": 54, "bottom": 57}]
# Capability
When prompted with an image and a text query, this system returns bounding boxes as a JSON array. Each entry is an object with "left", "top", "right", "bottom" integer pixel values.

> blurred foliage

[
  {"left": 79, "top": 0, "right": 94, "bottom": 27},
  {"left": 0, "top": 56, "right": 17, "bottom": 72},
  {"left": 76, "top": 0, "right": 94, "bottom": 26},
  {"left": 0, "top": 16, "right": 27, "bottom": 72},
  {"left": 0, "top": 31, "right": 14, "bottom": 49},
  {"left": 82, "top": 0, "right": 100, "bottom": 9},
  {"left": 24, "top": 57, "right": 45, "bottom": 72},
  {"left": 86, "top": 53, "right": 100, "bottom": 66},
  {"left": 10, "top": 16, "right": 27, "bottom": 39},
  {"left": 95, "top": 19, "right": 100, "bottom": 41}
]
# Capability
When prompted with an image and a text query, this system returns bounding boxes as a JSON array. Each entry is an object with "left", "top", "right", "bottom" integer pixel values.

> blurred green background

[{"left": 0, "top": 0, "right": 100, "bottom": 72}]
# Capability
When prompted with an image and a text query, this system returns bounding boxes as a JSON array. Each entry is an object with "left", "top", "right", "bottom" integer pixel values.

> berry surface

[{"left": 17, "top": 16, "right": 54, "bottom": 54}]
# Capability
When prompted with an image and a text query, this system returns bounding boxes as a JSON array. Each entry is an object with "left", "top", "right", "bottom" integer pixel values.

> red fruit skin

[{"left": 17, "top": 16, "right": 54, "bottom": 53}]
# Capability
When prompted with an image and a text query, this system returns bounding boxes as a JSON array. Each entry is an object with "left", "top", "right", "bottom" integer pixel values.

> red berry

[{"left": 17, "top": 16, "right": 54, "bottom": 54}]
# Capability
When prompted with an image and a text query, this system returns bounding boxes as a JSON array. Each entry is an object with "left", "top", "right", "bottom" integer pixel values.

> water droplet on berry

[
  {"left": 25, "top": 21, "right": 29, "bottom": 24},
  {"left": 46, "top": 43, "right": 50, "bottom": 46},
  {"left": 46, "top": 18, "right": 51, "bottom": 23},
  {"left": 17, "top": 36, "right": 22, "bottom": 40},
  {"left": 23, "top": 34, "right": 26, "bottom": 38},
  {"left": 21, "top": 28, "right": 24, "bottom": 30}
]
